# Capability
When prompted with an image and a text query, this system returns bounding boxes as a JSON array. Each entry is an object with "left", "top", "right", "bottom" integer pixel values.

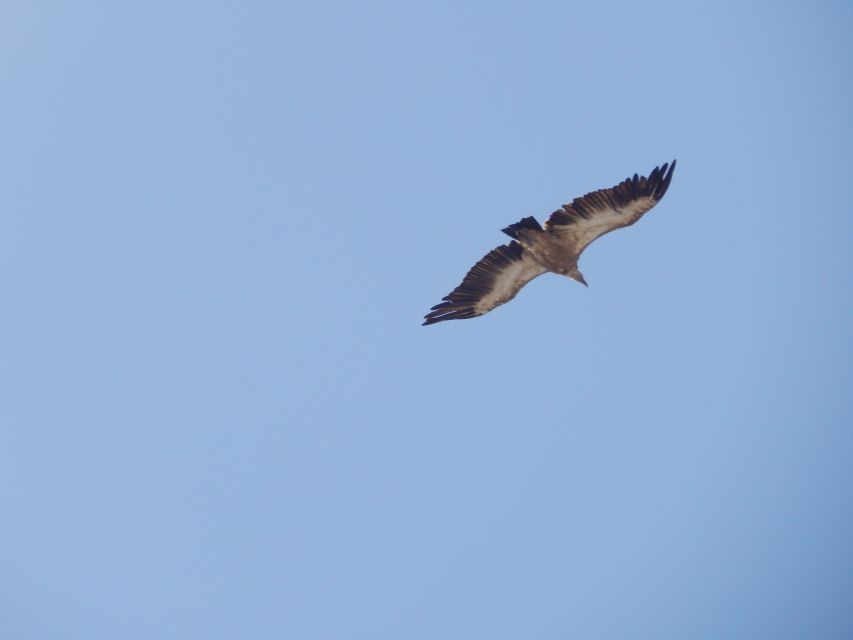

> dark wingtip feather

[
  {"left": 653, "top": 159, "right": 676, "bottom": 199},
  {"left": 422, "top": 308, "right": 480, "bottom": 325}
]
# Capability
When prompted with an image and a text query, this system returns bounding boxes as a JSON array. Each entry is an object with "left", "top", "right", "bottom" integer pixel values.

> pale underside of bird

[{"left": 423, "top": 160, "right": 676, "bottom": 325}]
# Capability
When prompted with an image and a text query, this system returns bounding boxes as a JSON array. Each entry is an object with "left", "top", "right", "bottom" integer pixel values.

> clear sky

[{"left": 2, "top": 1, "right": 852, "bottom": 638}]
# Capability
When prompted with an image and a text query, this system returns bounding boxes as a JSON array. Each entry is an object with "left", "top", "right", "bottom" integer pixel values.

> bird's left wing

[
  {"left": 545, "top": 160, "right": 676, "bottom": 256},
  {"left": 423, "top": 241, "right": 547, "bottom": 325}
]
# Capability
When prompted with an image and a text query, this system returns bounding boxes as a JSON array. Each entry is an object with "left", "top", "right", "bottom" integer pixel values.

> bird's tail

[{"left": 501, "top": 216, "right": 542, "bottom": 239}]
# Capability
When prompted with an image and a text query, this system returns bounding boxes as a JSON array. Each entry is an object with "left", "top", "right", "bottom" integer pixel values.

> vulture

[{"left": 423, "top": 160, "right": 676, "bottom": 325}]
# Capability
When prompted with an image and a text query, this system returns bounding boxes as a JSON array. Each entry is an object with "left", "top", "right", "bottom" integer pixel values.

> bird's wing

[
  {"left": 423, "top": 240, "right": 547, "bottom": 325},
  {"left": 545, "top": 161, "right": 676, "bottom": 256}
]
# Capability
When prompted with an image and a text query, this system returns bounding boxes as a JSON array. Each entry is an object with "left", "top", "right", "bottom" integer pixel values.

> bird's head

[{"left": 564, "top": 266, "right": 588, "bottom": 287}]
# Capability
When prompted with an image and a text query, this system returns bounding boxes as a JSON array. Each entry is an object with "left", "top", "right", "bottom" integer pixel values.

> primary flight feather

[{"left": 423, "top": 160, "right": 676, "bottom": 325}]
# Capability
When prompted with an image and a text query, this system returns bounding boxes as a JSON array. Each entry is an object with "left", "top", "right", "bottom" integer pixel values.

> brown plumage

[{"left": 423, "top": 160, "right": 676, "bottom": 325}]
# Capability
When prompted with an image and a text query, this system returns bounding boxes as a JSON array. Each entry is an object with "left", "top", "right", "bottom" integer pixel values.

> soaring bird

[{"left": 423, "top": 160, "right": 676, "bottom": 325}]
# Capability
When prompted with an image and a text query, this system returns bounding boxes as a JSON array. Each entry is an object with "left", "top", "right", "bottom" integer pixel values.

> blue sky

[{"left": 2, "top": 1, "right": 852, "bottom": 638}]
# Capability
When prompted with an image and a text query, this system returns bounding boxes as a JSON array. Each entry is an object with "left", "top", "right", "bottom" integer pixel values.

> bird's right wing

[
  {"left": 423, "top": 241, "right": 547, "bottom": 325},
  {"left": 545, "top": 161, "right": 676, "bottom": 257}
]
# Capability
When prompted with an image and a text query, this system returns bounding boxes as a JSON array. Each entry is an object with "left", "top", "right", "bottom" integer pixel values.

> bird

[{"left": 423, "top": 160, "right": 676, "bottom": 325}]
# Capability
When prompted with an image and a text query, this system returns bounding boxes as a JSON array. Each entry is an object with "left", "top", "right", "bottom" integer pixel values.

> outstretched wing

[
  {"left": 423, "top": 241, "right": 547, "bottom": 325},
  {"left": 545, "top": 160, "right": 676, "bottom": 256}
]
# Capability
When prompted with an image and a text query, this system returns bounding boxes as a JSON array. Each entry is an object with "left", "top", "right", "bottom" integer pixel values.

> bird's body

[
  {"left": 423, "top": 161, "right": 676, "bottom": 325},
  {"left": 511, "top": 225, "right": 580, "bottom": 275}
]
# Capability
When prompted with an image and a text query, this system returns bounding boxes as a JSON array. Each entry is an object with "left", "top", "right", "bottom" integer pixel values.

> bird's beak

[{"left": 577, "top": 274, "right": 588, "bottom": 287}]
